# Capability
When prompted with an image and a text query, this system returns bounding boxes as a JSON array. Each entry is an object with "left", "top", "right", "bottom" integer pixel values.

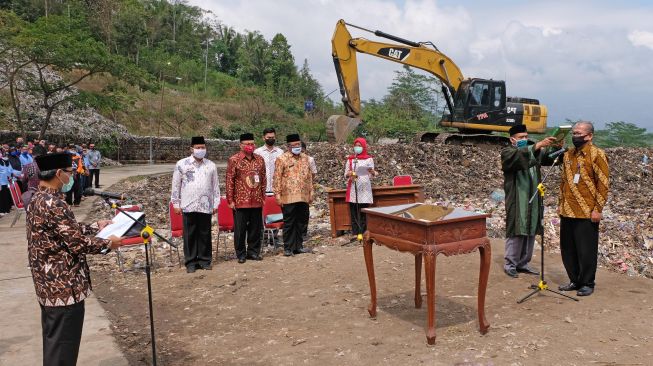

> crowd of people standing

[{"left": 0, "top": 136, "right": 102, "bottom": 217}]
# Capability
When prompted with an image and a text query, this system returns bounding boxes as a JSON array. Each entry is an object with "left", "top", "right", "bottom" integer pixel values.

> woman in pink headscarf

[{"left": 344, "top": 137, "right": 377, "bottom": 240}]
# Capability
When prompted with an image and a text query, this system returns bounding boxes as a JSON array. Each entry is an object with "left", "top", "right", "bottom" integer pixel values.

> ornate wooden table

[
  {"left": 327, "top": 185, "right": 425, "bottom": 237},
  {"left": 362, "top": 203, "right": 491, "bottom": 345}
]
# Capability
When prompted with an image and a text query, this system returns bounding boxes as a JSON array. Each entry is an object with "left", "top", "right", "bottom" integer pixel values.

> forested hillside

[{"left": 0, "top": 0, "right": 335, "bottom": 140}]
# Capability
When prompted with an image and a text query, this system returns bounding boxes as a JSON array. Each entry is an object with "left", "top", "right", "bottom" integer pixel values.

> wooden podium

[
  {"left": 362, "top": 203, "right": 491, "bottom": 345},
  {"left": 326, "top": 184, "right": 424, "bottom": 237}
]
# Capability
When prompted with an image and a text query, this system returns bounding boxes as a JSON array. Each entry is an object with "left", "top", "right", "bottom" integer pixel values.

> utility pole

[{"left": 204, "top": 37, "right": 209, "bottom": 91}]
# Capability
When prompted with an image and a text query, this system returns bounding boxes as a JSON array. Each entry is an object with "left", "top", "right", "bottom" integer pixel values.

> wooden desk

[
  {"left": 362, "top": 203, "right": 491, "bottom": 345},
  {"left": 327, "top": 185, "right": 424, "bottom": 237}
]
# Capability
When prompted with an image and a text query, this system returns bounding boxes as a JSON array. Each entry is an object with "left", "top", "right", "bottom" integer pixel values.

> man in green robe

[{"left": 501, "top": 124, "right": 559, "bottom": 278}]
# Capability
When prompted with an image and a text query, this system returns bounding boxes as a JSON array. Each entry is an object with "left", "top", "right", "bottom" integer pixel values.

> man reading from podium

[
  {"left": 27, "top": 152, "right": 121, "bottom": 366},
  {"left": 501, "top": 125, "right": 558, "bottom": 278},
  {"left": 171, "top": 136, "right": 220, "bottom": 273}
]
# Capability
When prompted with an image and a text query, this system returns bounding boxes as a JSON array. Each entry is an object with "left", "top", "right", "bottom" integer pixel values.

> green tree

[
  {"left": 0, "top": 10, "right": 29, "bottom": 134},
  {"left": 13, "top": 13, "right": 132, "bottom": 137},
  {"left": 266, "top": 33, "right": 297, "bottom": 95},
  {"left": 214, "top": 24, "right": 242, "bottom": 76},
  {"left": 296, "top": 58, "right": 322, "bottom": 100},
  {"left": 385, "top": 65, "right": 443, "bottom": 121},
  {"left": 237, "top": 30, "right": 269, "bottom": 85},
  {"left": 594, "top": 121, "right": 653, "bottom": 147}
]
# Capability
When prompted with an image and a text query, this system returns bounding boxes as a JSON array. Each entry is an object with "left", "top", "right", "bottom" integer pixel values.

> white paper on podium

[{"left": 96, "top": 211, "right": 144, "bottom": 239}]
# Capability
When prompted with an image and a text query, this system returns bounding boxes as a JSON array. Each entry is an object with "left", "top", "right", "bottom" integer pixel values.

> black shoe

[
  {"left": 517, "top": 266, "right": 540, "bottom": 275},
  {"left": 200, "top": 263, "right": 212, "bottom": 270},
  {"left": 576, "top": 286, "right": 594, "bottom": 296},
  {"left": 504, "top": 268, "right": 518, "bottom": 278},
  {"left": 293, "top": 247, "right": 313, "bottom": 254},
  {"left": 237, "top": 257, "right": 246, "bottom": 264},
  {"left": 247, "top": 254, "right": 263, "bottom": 261},
  {"left": 283, "top": 250, "right": 293, "bottom": 257},
  {"left": 186, "top": 266, "right": 196, "bottom": 273},
  {"left": 558, "top": 282, "right": 579, "bottom": 291}
]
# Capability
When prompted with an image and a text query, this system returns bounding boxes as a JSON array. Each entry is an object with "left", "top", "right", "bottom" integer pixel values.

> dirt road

[{"left": 94, "top": 238, "right": 652, "bottom": 365}]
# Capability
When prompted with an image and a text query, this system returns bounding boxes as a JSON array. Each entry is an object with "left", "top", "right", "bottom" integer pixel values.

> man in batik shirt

[
  {"left": 226, "top": 133, "right": 266, "bottom": 263},
  {"left": 27, "top": 152, "right": 120, "bottom": 366}
]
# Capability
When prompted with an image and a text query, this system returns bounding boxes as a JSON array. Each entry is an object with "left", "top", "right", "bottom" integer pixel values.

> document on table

[{"left": 96, "top": 211, "right": 144, "bottom": 239}]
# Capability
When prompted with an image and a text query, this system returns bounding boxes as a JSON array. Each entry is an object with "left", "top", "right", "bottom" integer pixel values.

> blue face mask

[
  {"left": 58, "top": 171, "right": 74, "bottom": 193},
  {"left": 291, "top": 147, "right": 302, "bottom": 155},
  {"left": 516, "top": 139, "right": 528, "bottom": 148},
  {"left": 354, "top": 146, "right": 363, "bottom": 155}
]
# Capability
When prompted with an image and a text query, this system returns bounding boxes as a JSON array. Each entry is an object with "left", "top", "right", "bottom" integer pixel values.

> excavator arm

[
  {"left": 327, "top": 19, "right": 547, "bottom": 143},
  {"left": 331, "top": 19, "right": 464, "bottom": 119}
]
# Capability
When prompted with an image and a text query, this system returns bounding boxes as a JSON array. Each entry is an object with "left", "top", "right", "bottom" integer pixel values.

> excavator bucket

[{"left": 326, "top": 115, "right": 361, "bottom": 143}]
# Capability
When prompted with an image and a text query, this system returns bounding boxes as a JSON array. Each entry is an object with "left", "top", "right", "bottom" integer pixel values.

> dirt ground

[{"left": 91, "top": 237, "right": 653, "bottom": 366}]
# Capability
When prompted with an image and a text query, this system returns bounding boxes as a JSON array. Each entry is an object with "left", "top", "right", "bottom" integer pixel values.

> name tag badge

[
  {"left": 254, "top": 174, "right": 260, "bottom": 183},
  {"left": 573, "top": 173, "right": 580, "bottom": 184}
]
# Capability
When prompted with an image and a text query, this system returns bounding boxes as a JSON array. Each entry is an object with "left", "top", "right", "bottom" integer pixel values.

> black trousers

[
  {"left": 282, "top": 202, "right": 308, "bottom": 252},
  {"left": 65, "top": 175, "right": 82, "bottom": 205},
  {"left": 349, "top": 202, "right": 370, "bottom": 235},
  {"left": 300, "top": 203, "right": 310, "bottom": 237},
  {"left": 182, "top": 212, "right": 212, "bottom": 268},
  {"left": 0, "top": 184, "right": 12, "bottom": 213},
  {"left": 233, "top": 207, "right": 263, "bottom": 259},
  {"left": 560, "top": 217, "right": 599, "bottom": 288},
  {"left": 41, "top": 301, "right": 85, "bottom": 366},
  {"left": 89, "top": 169, "right": 100, "bottom": 188}
]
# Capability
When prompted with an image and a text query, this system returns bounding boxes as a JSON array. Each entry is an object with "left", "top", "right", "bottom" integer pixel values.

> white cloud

[{"left": 628, "top": 30, "right": 653, "bottom": 50}]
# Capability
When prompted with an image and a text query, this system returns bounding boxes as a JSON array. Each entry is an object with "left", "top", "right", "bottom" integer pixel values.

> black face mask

[
  {"left": 265, "top": 138, "right": 275, "bottom": 146},
  {"left": 572, "top": 136, "right": 587, "bottom": 148}
]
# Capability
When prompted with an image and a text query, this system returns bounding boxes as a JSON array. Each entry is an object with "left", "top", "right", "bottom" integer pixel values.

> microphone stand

[
  {"left": 105, "top": 198, "right": 178, "bottom": 366},
  {"left": 352, "top": 156, "right": 364, "bottom": 243},
  {"left": 517, "top": 151, "right": 578, "bottom": 304}
]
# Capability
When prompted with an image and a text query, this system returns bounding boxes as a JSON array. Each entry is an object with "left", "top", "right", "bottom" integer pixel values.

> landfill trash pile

[{"left": 88, "top": 143, "right": 653, "bottom": 278}]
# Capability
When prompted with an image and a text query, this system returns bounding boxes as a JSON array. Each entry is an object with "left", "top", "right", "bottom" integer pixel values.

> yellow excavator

[{"left": 328, "top": 19, "right": 548, "bottom": 144}]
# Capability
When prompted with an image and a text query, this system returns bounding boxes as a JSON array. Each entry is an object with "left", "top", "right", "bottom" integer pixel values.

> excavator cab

[{"left": 447, "top": 79, "right": 507, "bottom": 132}]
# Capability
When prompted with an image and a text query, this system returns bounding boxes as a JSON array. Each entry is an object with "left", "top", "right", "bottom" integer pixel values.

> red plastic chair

[
  {"left": 216, "top": 197, "right": 235, "bottom": 260},
  {"left": 393, "top": 175, "right": 413, "bottom": 186},
  {"left": 8, "top": 178, "right": 24, "bottom": 227},
  {"left": 262, "top": 196, "right": 284, "bottom": 250},
  {"left": 168, "top": 202, "right": 183, "bottom": 266}
]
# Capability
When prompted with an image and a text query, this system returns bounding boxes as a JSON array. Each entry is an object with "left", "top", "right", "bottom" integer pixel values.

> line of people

[
  {"left": 1, "top": 138, "right": 103, "bottom": 216},
  {"left": 171, "top": 130, "right": 375, "bottom": 273}
]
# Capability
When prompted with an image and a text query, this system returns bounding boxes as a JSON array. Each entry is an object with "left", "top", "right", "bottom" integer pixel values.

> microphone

[
  {"left": 83, "top": 188, "right": 126, "bottom": 200},
  {"left": 548, "top": 147, "right": 567, "bottom": 159}
]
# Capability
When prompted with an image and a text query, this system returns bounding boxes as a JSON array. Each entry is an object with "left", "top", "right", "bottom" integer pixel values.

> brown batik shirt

[
  {"left": 273, "top": 152, "right": 314, "bottom": 205},
  {"left": 226, "top": 152, "right": 266, "bottom": 208},
  {"left": 27, "top": 186, "right": 110, "bottom": 307},
  {"left": 558, "top": 142, "right": 610, "bottom": 219}
]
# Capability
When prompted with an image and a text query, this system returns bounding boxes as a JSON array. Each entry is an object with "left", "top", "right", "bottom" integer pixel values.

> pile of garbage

[{"left": 89, "top": 143, "right": 653, "bottom": 278}]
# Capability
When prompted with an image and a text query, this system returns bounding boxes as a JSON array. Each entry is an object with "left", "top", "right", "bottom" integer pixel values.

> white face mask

[
  {"left": 291, "top": 147, "right": 302, "bottom": 155},
  {"left": 193, "top": 148, "right": 206, "bottom": 159}
]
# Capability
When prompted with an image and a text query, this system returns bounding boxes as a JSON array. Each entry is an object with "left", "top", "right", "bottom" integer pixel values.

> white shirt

[
  {"left": 308, "top": 156, "right": 318, "bottom": 175},
  {"left": 254, "top": 145, "right": 284, "bottom": 192},
  {"left": 171, "top": 156, "right": 220, "bottom": 214},
  {"left": 344, "top": 157, "right": 374, "bottom": 204}
]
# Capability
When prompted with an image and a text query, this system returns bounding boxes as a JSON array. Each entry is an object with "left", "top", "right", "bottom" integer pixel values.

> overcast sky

[{"left": 189, "top": 0, "right": 653, "bottom": 131}]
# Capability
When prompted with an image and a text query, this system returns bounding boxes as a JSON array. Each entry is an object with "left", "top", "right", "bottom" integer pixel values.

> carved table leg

[
  {"left": 363, "top": 235, "right": 377, "bottom": 318},
  {"left": 477, "top": 241, "right": 491, "bottom": 334},
  {"left": 414, "top": 253, "right": 422, "bottom": 308},
  {"left": 424, "top": 247, "right": 436, "bottom": 345}
]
